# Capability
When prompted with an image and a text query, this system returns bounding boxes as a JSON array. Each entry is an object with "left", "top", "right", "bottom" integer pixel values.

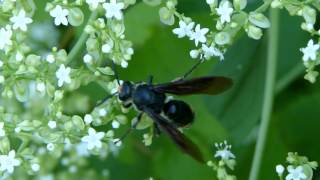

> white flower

[
  {"left": 99, "top": 109, "right": 107, "bottom": 116},
  {"left": 48, "top": 120, "right": 57, "bottom": 129},
  {"left": 106, "top": 130, "right": 114, "bottom": 138},
  {"left": 286, "top": 166, "right": 307, "bottom": 180},
  {"left": 10, "top": 10, "right": 33, "bottom": 31},
  {"left": 216, "top": 1, "right": 234, "bottom": 24},
  {"left": 86, "top": 0, "right": 105, "bottom": 9},
  {"left": 46, "top": 54, "right": 55, "bottom": 63},
  {"left": 112, "top": 120, "right": 120, "bottom": 129},
  {"left": 76, "top": 142, "right": 90, "bottom": 156},
  {"left": 0, "top": 27, "right": 12, "bottom": 50},
  {"left": 36, "top": 82, "right": 46, "bottom": 92},
  {"left": 103, "top": 0, "right": 125, "bottom": 20},
  {"left": 81, "top": 128, "right": 105, "bottom": 150},
  {"left": 276, "top": 164, "right": 285, "bottom": 176},
  {"left": 206, "top": 0, "right": 216, "bottom": 5},
  {"left": 14, "top": 127, "right": 21, "bottom": 133},
  {"left": 0, "top": 122, "right": 5, "bottom": 137},
  {"left": 127, "top": 47, "right": 134, "bottom": 55},
  {"left": 102, "top": 43, "right": 113, "bottom": 53},
  {"left": 16, "top": 51, "right": 24, "bottom": 62},
  {"left": 190, "top": 49, "right": 199, "bottom": 59},
  {"left": 69, "top": 165, "right": 77, "bottom": 173},
  {"left": 202, "top": 44, "right": 224, "bottom": 60},
  {"left": 214, "top": 141, "right": 235, "bottom": 160},
  {"left": 56, "top": 64, "right": 71, "bottom": 87},
  {"left": 46, "top": 143, "right": 55, "bottom": 151},
  {"left": 50, "top": 5, "right": 69, "bottom": 26},
  {"left": 31, "top": 163, "right": 40, "bottom": 172},
  {"left": 190, "top": 24, "right": 209, "bottom": 46},
  {"left": 84, "top": 114, "right": 93, "bottom": 125},
  {"left": 172, "top": 20, "right": 195, "bottom": 38},
  {"left": 83, "top": 54, "right": 93, "bottom": 64},
  {"left": 121, "top": 60, "right": 128, "bottom": 68},
  {"left": 300, "top": 39, "right": 320, "bottom": 62},
  {"left": 0, "top": 150, "right": 21, "bottom": 174}
]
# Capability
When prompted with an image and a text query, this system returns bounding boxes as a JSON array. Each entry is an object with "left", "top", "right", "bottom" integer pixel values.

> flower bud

[
  {"left": 68, "top": 8, "right": 84, "bottom": 26},
  {"left": 72, "top": 115, "right": 85, "bottom": 131},
  {"left": 302, "top": 6, "right": 316, "bottom": 25},
  {"left": 26, "top": 54, "right": 41, "bottom": 67},
  {"left": 56, "top": 49, "right": 68, "bottom": 62},
  {"left": 143, "top": 0, "right": 162, "bottom": 6},
  {"left": 86, "top": 38, "right": 100, "bottom": 52},
  {"left": 215, "top": 32, "right": 231, "bottom": 45},
  {"left": 247, "top": 24, "right": 263, "bottom": 40},
  {"left": 248, "top": 13, "right": 270, "bottom": 28},
  {"left": 233, "top": 0, "right": 247, "bottom": 11},
  {"left": 304, "top": 70, "right": 318, "bottom": 83},
  {"left": 0, "top": 137, "right": 10, "bottom": 154},
  {"left": 159, "top": 7, "right": 175, "bottom": 26},
  {"left": 271, "top": 0, "right": 282, "bottom": 8}
]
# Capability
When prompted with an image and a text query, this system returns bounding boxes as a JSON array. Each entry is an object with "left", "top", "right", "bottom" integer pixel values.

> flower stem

[
  {"left": 66, "top": 11, "right": 98, "bottom": 65},
  {"left": 249, "top": 8, "right": 279, "bottom": 180}
]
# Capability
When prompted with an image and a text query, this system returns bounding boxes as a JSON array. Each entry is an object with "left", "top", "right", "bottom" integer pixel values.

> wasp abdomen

[{"left": 163, "top": 100, "right": 194, "bottom": 127}]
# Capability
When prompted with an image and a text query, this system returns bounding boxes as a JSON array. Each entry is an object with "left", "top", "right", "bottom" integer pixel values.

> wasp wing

[
  {"left": 143, "top": 107, "right": 204, "bottom": 163},
  {"left": 153, "top": 76, "right": 232, "bottom": 95}
]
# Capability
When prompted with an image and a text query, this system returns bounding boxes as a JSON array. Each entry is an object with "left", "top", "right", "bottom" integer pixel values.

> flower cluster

[
  {"left": 270, "top": 0, "right": 320, "bottom": 83},
  {"left": 207, "top": 141, "right": 236, "bottom": 180},
  {"left": 0, "top": 0, "right": 137, "bottom": 178},
  {"left": 275, "top": 152, "right": 318, "bottom": 180},
  {"left": 155, "top": 0, "right": 271, "bottom": 62}
]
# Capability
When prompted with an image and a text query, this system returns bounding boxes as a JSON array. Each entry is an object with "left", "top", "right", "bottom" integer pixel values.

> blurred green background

[{"left": 32, "top": 0, "right": 320, "bottom": 179}]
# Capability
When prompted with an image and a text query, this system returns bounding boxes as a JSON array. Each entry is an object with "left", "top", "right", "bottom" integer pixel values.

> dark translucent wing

[
  {"left": 143, "top": 107, "right": 205, "bottom": 163},
  {"left": 153, "top": 76, "right": 233, "bottom": 95}
]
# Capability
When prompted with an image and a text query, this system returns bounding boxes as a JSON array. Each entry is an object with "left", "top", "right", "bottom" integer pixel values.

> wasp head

[{"left": 118, "top": 81, "right": 133, "bottom": 101}]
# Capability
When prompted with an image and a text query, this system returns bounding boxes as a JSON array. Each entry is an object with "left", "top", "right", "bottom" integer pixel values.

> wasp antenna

[
  {"left": 111, "top": 60, "right": 121, "bottom": 85},
  {"left": 95, "top": 92, "right": 117, "bottom": 107}
]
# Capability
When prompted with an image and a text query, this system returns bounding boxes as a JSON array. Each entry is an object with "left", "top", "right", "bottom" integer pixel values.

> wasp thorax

[{"left": 119, "top": 81, "right": 133, "bottom": 101}]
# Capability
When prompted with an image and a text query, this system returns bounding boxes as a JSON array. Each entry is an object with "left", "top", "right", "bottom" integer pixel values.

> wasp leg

[
  {"left": 114, "top": 112, "right": 143, "bottom": 144},
  {"left": 147, "top": 75, "right": 153, "bottom": 85},
  {"left": 173, "top": 60, "right": 204, "bottom": 82},
  {"left": 153, "top": 122, "right": 161, "bottom": 137}
]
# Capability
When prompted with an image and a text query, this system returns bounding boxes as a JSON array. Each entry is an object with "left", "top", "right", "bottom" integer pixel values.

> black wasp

[{"left": 97, "top": 61, "right": 233, "bottom": 163}]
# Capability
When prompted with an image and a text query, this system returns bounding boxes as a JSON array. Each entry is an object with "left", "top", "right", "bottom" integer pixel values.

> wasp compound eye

[
  {"left": 163, "top": 100, "right": 194, "bottom": 127},
  {"left": 119, "top": 81, "right": 133, "bottom": 101}
]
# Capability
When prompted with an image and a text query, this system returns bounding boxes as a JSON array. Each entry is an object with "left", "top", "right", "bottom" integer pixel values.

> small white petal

[
  {"left": 112, "top": 121, "right": 120, "bottom": 129},
  {"left": 48, "top": 120, "right": 57, "bottom": 129},
  {"left": 31, "top": 163, "right": 40, "bottom": 172},
  {"left": 84, "top": 114, "right": 93, "bottom": 125}
]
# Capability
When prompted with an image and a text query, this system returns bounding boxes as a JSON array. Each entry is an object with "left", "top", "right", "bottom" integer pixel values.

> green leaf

[{"left": 125, "top": 3, "right": 160, "bottom": 45}]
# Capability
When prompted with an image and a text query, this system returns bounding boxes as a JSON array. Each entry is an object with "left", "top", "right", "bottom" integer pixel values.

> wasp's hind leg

[{"left": 174, "top": 59, "right": 204, "bottom": 82}]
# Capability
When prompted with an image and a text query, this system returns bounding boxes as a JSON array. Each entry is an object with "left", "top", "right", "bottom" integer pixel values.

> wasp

[{"left": 97, "top": 61, "right": 233, "bottom": 163}]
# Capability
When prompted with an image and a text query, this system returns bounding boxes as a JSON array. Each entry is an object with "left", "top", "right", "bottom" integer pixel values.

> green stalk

[
  {"left": 66, "top": 11, "right": 98, "bottom": 65},
  {"left": 249, "top": 8, "right": 279, "bottom": 180}
]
